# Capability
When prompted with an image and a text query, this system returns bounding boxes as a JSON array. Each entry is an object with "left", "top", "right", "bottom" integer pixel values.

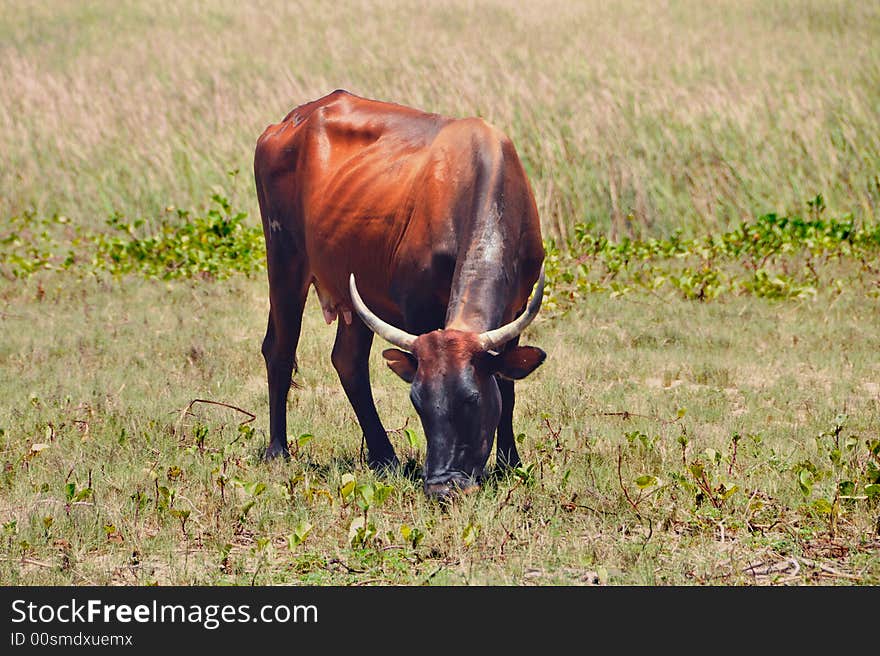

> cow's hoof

[
  {"left": 263, "top": 442, "right": 290, "bottom": 461},
  {"left": 424, "top": 482, "right": 454, "bottom": 501},
  {"left": 424, "top": 477, "right": 481, "bottom": 501}
]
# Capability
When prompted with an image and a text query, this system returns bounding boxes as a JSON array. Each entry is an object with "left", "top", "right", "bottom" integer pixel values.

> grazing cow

[{"left": 254, "top": 90, "right": 546, "bottom": 498}]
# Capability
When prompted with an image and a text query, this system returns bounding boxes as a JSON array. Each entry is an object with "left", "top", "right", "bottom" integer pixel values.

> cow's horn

[
  {"left": 477, "top": 266, "right": 545, "bottom": 351},
  {"left": 349, "top": 274, "right": 417, "bottom": 351}
]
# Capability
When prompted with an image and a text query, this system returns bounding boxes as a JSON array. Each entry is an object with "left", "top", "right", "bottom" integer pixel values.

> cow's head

[{"left": 349, "top": 269, "right": 546, "bottom": 499}]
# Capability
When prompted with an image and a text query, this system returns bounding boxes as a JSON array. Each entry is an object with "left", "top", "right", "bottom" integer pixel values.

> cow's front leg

[
  {"left": 332, "top": 319, "right": 399, "bottom": 470},
  {"left": 495, "top": 337, "right": 522, "bottom": 469},
  {"left": 495, "top": 377, "right": 521, "bottom": 469}
]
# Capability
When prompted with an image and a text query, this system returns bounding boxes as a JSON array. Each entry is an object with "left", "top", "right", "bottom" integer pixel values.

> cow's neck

[{"left": 443, "top": 202, "right": 514, "bottom": 333}]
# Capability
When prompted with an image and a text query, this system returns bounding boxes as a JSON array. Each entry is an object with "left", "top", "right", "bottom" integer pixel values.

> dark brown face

[{"left": 383, "top": 330, "right": 545, "bottom": 499}]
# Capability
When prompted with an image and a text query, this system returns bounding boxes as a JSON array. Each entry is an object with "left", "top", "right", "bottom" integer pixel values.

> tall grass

[{"left": 1, "top": 0, "right": 879, "bottom": 238}]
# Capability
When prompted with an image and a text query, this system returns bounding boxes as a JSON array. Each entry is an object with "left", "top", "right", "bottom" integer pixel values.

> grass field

[
  {"left": 1, "top": 1, "right": 879, "bottom": 585},
  {"left": 2, "top": 0, "right": 879, "bottom": 237}
]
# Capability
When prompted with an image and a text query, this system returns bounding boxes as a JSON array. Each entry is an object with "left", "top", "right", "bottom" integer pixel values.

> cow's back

[{"left": 254, "top": 90, "right": 543, "bottom": 332}]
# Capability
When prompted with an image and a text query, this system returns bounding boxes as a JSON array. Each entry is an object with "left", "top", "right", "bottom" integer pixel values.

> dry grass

[
  {"left": 1, "top": 274, "right": 878, "bottom": 585},
  {"left": 1, "top": 0, "right": 879, "bottom": 236}
]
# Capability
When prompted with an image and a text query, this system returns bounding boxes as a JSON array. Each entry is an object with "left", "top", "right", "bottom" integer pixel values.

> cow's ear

[
  {"left": 491, "top": 346, "right": 546, "bottom": 380},
  {"left": 382, "top": 349, "right": 418, "bottom": 383}
]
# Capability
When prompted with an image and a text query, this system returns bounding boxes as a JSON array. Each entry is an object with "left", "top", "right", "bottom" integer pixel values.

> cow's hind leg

[
  {"left": 262, "top": 262, "right": 309, "bottom": 460},
  {"left": 495, "top": 337, "right": 522, "bottom": 469},
  {"left": 332, "top": 319, "right": 399, "bottom": 470}
]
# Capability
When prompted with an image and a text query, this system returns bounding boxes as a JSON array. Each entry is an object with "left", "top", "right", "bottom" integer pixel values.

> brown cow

[{"left": 254, "top": 90, "right": 546, "bottom": 498}]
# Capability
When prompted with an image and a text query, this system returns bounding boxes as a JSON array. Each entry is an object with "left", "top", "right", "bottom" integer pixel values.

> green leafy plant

[
  {"left": 1, "top": 192, "right": 265, "bottom": 281},
  {"left": 348, "top": 516, "right": 376, "bottom": 549},
  {"left": 4, "top": 194, "right": 878, "bottom": 310},
  {"left": 292, "top": 433, "right": 313, "bottom": 458},
  {"left": 792, "top": 414, "right": 880, "bottom": 536},
  {"left": 399, "top": 524, "right": 425, "bottom": 549},
  {"left": 232, "top": 478, "right": 267, "bottom": 523},
  {"left": 287, "top": 521, "right": 313, "bottom": 549},
  {"left": 462, "top": 522, "right": 480, "bottom": 548}
]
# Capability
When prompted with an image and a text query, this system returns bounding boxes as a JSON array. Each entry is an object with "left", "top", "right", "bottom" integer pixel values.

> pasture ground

[{"left": 1, "top": 271, "right": 878, "bottom": 585}]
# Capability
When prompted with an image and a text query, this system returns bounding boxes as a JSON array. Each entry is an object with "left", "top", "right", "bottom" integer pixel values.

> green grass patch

[
  {"left": 2, "top": 191, "right": 263, "bottom": 281},
  {"left": 4, "top": 191, "right": 878, "bottom": 307}
]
